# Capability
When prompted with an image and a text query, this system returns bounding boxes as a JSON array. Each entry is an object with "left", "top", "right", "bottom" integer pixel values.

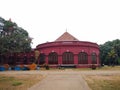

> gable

[{"left": 55, "top": 32, "right": 79, "bottom": 41}]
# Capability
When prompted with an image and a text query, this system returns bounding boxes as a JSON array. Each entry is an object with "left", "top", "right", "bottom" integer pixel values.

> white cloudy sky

[{"left": 0, "top": 0, "right": 120, "bottom": 48}]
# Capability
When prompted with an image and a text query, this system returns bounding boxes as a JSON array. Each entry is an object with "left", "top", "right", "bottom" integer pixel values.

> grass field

[
  {"left": 85, "top": 74, "right": 120, "bottom": 90},
  {"left": 0, "top": 74, "right": 44, "bottom": 90},
  {"left": 97, "top": 66, "right": 120, "bottom": 70},
  {"left": 0, "top": 66, "right": 120, "bottom": 90}
]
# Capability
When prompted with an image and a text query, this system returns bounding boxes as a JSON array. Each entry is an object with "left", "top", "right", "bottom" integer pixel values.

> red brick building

[{"left": 36, "top": 32, "right": 100, "bottom": 68}]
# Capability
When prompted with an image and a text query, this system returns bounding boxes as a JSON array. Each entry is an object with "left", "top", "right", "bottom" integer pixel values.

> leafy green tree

[
  {"left": 100, "top": 41, "right": 112, "bottom": 65},
  {"left": 108, "top": 49, "right": 117, "bottom": 66},
  {"left": 0, "top": 17, "right": 32, "bottom": 54},
  {"left": 100, "top": 39, "right": 120, "bottom": 65},
  {"left": 112, "top": 39, "right": 120, "bottom": 57}
]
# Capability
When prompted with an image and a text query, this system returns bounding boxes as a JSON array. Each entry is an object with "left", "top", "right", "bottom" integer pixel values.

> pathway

[{"left": 28, "top": 70, "right": 91, "bottom": 90}]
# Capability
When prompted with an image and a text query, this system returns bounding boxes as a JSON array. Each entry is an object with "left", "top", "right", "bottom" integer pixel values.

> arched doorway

[
  {"left": 78, "top": 52, "right": 88, "bottom": 64},
  {"left": 91, "top": 53, "right": 97, "bottom": 64},
  {"left": 48, "top": 52, "right": 58, "bottom": 64},
  {"left": 62, "top": 52, "right": 74, "bottom": 64},
  {"left": 39, "top": 53, "right": 45, "bottom": 64}
]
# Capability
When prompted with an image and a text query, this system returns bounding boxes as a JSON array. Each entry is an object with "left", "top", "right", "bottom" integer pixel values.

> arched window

[
  {"left": 16, "top": 55, "right": 21, "bottom": 62},
  {"left": 0, "top": 55, "right": 5, "bottom": 64},
  {"left": 39, "top": 54, "right": 45, "bottom": 64},
  {"left": 8, "top": 56, "right": 14, "bottom": 65},
  {"left": 78, "top": 52, "right": 88, "bottom": 64},
  {"left": 91, "top": 53, "right": 97, "bottom": 64},
  {"left": 62, "top": 52, "right": 74, "bottom": 64},
  {"left": 48, "top": 52, "right": 58, "bottom": 64},
  {"left": 30, "top": 56, "right": 35, "bottom": 63},
  {"left": 23, "top": 56, "right": 27, "bottom": 64}
]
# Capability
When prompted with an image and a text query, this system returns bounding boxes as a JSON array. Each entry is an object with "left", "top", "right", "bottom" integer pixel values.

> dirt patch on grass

[{"left": 0, "top": 74, "right": 44, "bottom": 90}]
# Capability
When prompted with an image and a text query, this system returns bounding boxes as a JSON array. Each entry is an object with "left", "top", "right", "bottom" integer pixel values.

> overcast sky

[{"left": 0, "top": 0, "right": 120, "bottom": 48}]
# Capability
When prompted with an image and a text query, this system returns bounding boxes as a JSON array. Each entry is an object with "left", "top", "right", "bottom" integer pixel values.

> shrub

[
  {"left": 43, "top": 64, "right": 49, "bottom": 70},
  {"left": 45, "top": 65, "right": 49, "bottom": 70},
  {"left": 91, "top": 64, "right": 96, "bottom": 70}
]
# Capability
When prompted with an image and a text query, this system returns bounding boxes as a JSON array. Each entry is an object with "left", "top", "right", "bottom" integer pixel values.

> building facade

[{"left": 36, "top": 32, "right": 100, "bottom": 68}]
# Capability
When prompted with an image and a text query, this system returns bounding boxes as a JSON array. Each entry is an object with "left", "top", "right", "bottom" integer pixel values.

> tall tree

[
  {"left": 100, "top": 39, "right": 120, "bottom": 65},
  {"left": 0, "top": 17, "right": 32, "bottom": 54},
  {"left": 108, "top": 49, "right": 117, "bottom": 66}
]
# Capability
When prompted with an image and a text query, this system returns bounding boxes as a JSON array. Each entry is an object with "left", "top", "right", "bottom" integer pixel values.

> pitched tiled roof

[{"left": 55, "top": 32, "right": 79, "bottom": 41}]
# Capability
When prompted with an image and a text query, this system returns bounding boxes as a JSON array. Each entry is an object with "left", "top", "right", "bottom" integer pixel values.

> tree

[
  {"left": 99, "top": 41, "right": 112, "bottom": 65},
  {"left": 108, "top": 49, "right": 117, "bottom": 66},
  {"left": 0, "top": 17, "right": 32, "bottom": 54},
  {"left": 100, "top": 39, "right": 120, "bottom": 65},
  {"left": 112, "top": 39, "right": 120, "bottom": 57}
]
